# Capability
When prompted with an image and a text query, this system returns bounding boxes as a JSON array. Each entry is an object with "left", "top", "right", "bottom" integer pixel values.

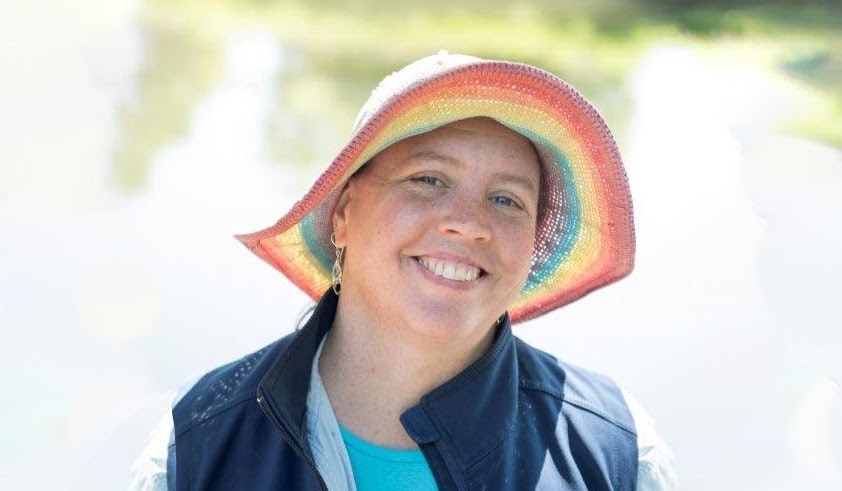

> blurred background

[{"left": 1, "top": 0, "right": 840, "bottom": 489}]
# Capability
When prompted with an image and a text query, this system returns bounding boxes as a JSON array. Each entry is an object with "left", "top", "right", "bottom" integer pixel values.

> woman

[{"left": 132, "top": 52, "right": 675, "bottom": 490}]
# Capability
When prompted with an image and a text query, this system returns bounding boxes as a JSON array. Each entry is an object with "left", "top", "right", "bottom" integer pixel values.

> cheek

[
  {"left": 345, "top": 197, "right": 409, "bottom": 252},
  {"left": 366, "top": 193, "right": 433, "bottom": 231},
  {"left": 503, "top": 223, "right": 537, "bottom": 272}
]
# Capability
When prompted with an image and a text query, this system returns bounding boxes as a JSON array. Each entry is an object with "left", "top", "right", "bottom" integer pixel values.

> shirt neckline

[{"left": 338, "top": 424, "right": 427, "bottom": 463}]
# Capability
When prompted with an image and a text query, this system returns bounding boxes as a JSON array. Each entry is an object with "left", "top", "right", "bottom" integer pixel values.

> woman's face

[{"left": 332, "top": 117, "right": 541, "bottom": 344}]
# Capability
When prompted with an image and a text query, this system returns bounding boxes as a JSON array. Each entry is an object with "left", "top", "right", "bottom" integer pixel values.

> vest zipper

[{"left": 257, "top": 394, "right": 328, "bottom": 491}]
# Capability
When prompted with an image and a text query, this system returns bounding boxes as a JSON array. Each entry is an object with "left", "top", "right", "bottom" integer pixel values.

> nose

[{"left": 438, "top": 194, "right": 492, "bottom": 242}]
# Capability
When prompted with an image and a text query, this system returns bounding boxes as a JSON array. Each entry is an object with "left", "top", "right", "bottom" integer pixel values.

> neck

[{"left": 318, "top": 294, "right": 497, "bottom": 449}]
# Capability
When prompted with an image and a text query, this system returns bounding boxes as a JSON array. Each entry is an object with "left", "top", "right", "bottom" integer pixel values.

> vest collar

[
  {"left": 399, "top": 314, "right": 518, "bottom": 468},
  {"left": 258, "top": 291, "right": 336, "bottom": 449},
  {"left": 259, "top": 289, "right": 519, "bottom": 468}
]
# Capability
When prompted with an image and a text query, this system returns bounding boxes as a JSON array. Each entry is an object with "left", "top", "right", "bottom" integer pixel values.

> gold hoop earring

[{"left": 330, "top": 232, "right": 345, "bottom": 295}]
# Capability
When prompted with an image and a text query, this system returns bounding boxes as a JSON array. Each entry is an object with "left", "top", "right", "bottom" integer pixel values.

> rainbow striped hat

[{"left": 236, "top": 52, "right": 635, "bottom": 323}]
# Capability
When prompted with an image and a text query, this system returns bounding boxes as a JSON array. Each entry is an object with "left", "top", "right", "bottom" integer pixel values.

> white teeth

[{"left": 418, "top": 257, "right": 481, "bottom": 282}]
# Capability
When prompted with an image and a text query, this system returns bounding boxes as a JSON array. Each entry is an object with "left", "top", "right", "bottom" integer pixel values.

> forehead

[
  {"left": 369, "top": 117, "right": 541, "bottom": 176},
  {"left": 412, "top": 117, "right": 535, "bottom": 153},
  {"left": 436, "top": 117, "right": 534, "bottom": 145}
]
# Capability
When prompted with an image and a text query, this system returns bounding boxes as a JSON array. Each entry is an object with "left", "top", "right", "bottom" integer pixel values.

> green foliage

[
  {"left": 110, "top": 21, "right": 222, "bottom": 191},
  {"left": 128, "top": 0, "right": 841, "bottom": 151},
  {"left": 781, "top": 47, "right": 842, "bottom": 147}
]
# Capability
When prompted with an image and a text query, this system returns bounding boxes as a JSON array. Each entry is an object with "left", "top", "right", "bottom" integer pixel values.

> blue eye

[
  {"left": 412, "top": 175, "right": 444, "bottom": 187},
  {"left": 491, "top": 195, "right": 521, "bottom": 209}
]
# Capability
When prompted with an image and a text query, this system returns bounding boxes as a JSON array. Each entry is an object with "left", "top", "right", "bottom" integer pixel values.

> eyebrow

[{"left": 408, "top": 150, "right": 540, "bottom": 193}]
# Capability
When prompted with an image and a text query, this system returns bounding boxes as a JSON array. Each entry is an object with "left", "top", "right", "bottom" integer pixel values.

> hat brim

[{"left": 236, "top": 60, "right": 635, "bottom": 323}]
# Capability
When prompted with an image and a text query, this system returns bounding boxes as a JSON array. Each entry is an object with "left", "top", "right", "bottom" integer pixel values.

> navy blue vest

[{"left": 170, "top": 291, "right": 638, "bottom": 490}]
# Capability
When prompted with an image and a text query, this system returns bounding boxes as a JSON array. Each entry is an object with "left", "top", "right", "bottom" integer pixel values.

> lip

[{"left": 410, "top": 254, "right": 487, "bottom": 289}]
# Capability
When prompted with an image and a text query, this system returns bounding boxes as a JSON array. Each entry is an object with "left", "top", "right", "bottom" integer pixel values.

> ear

[{"left": 331, "top": 182, "right": 353, "bottom": 248}]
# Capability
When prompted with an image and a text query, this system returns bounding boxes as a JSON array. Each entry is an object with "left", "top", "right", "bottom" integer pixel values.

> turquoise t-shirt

[{"left": 339, "top": 425, "right": 439, "bottom": 491}]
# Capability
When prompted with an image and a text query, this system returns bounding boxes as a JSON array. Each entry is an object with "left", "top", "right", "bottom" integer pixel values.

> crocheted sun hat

[{"left": 236, "top": 51, "right": 635, "bottom": 323}]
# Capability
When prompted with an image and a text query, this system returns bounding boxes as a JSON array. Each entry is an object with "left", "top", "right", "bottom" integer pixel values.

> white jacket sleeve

[
  {"left": 129, "top": 377, "right": 199, "bottom": 491},
  {"left": 622, "top": 389, "right": 678, "bottom": 491},
  {"left": 128, "top": 409, "right": 173, "bottom": 491}
]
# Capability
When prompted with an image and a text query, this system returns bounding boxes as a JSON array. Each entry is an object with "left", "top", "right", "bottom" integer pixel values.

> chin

[{"left": 405, "top": 305, "right": 499, "bottom": 343}]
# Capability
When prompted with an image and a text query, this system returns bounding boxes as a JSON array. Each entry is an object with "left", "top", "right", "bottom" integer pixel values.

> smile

[{"left": 416, "top": 256, "right": 482, "bottom": 282}]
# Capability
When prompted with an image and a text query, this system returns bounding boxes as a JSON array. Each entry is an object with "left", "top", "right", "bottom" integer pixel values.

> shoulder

[
  {"left": 172, "top": 330, "right": 298, "bottom": 434},
  {"left": 512, "top": 337, "right": 639, "bottom": 489},
  {"left": 130, "top": 332, "right": 302, "bottom": 490},
  {"left": 514, "top": 336, "right": 636, "bottom": 435},
  {"left": 514, "top": 337, "right": 678, "bottom": 490}
]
